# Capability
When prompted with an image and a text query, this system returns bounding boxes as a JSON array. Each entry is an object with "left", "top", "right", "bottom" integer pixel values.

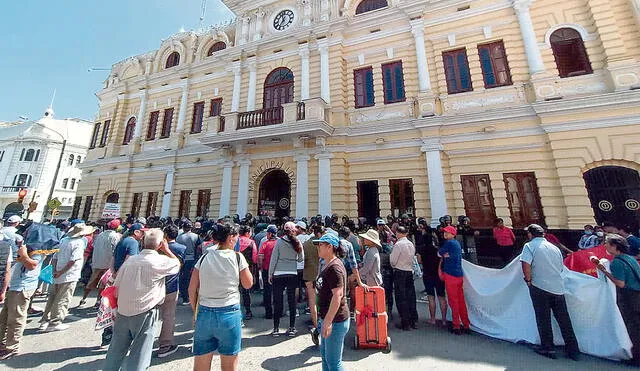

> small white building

[{"left": 0, "top": 107, "right": 94, "bottom": 221}]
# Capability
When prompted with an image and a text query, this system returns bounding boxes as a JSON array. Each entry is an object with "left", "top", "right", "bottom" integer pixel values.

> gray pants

[
  {"left": 158, "top": 291, "right": 178, "bottom": 349},
  {"left": 0, "top": 290, "right": 35, "bottom": 351},
  {"left": 41, "top": 281, "right": 77, "bottom": 326},
  {"left": 104, "top": 309, "right": 158, "bottom": 371}
]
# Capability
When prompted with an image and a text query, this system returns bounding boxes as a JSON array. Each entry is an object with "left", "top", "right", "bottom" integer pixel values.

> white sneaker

[
  {"left": 38, "top": 322, "right": 50, "bottom": 332},
  {"left": 48, "top": 323, "right": 70, "bottom": 332}
]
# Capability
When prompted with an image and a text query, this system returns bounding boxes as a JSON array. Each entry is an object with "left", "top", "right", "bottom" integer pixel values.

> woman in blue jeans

[
  {"left": 314, "top": 233, "right": 350, "bottom": 371},
  {"left": 189, "top": 223, "right": 253, "bottom": 371}
]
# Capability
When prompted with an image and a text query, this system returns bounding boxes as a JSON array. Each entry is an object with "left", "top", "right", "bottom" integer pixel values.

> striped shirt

[{"left": 114, "top": 249, "right": 180, "bottom": 316}]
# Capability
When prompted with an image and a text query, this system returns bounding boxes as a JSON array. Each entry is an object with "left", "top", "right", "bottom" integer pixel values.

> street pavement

[{"left": 1, "top": 289, "right": 631, "bottom": 371}]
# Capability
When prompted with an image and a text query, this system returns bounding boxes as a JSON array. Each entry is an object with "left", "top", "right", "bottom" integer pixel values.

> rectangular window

[
  {"left": 100, "top": 120, "right": 111, "bottom": 147},
  {"left": 62, "top": 178, "right": 68, "bottom": 189},
  {"left": 146, "top": 111, "right": 160, "bottom": 141},
  {"left": 160, "top": 108, "right": 174, "bottom": 138},
  {"left": 443, "top": 48, "right": 473, "bottom": 94},
  {"left": 0, "top": 150, "right": 4, "bottom": 162},
  {"left": 71, "top": 197, "right": 82, "bottom": 219},
  {"left": 16, "top": 174, "right": 28, "bottom": 187},
  {"left": 503, "top": 172, "right": 545, "bottom": 228},
  {"left": 389, "top": 179, "right": 415, "bottom": 217},
  {"left": 90, "top": 123, "right": 101, "bottom": 149},
  {"left": 179, "top": 190, "right": 192, "bottom": 218},
  {"left": 357, "top": 181, "right": 380, "bottom": 226},
  {"left": 210, "top": 98, "right": 223, "bottom": 117},
  {"left": 381, "top": 61, "right": 406, "bottom": 104},
  {"left": 70, "top": 178, "right": 76, "bottom": 190},
  {"left": 145, "top": 192, "right": 158, "bottom": 217},
  {"left": 460, "top": 174, "right": 497, "bottom": 228},
  {"left": 82, "top": 196, "right": 93, "bottom": 221},
  {"left": 197, "top": 189, "right": 211, "bottom": 217},
  {"left": 478, "top": 41, "right": 512, "bottom": 88},
  {"left": 131, "top": 192, "right": 142, "bottom": 217},
  {"left": 191, "top": 102, "right": 205, "bottom": 134},
  {"left": 354, "top": 67, "right": 375, "bottom": 108}
]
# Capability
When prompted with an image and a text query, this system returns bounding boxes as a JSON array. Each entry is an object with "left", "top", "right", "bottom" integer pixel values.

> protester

[
  {"left": 358, "top": 229, "right": 382, "bottom": 287},
  {"left": 545, "top": 230, "right": 574, "bottom": 256},
  {"left": 391, "top": 226, "right": 418, "bottom": 330},
  {"left": 377, "top": 219, "right": 395, "bottom": 318},
  {"left": 189, "top": 223, "right": 253, "bottom": 371},
  {"left": 456, "top": 216, "right": 478, "bottom": 264},
  {"left": 0, "top": 224, "right": 14, "bottom": 305},
  {"left": 157, "top": 224, "right": 186, "bottom": 358},
  {"left": 520, "top": 224, "right": 580, "bottom": 361},
  {"left": 2, "top": 216, "right": 23, "bottom": 261},
  {"left": 416, "top": 222, "right": 447, "bottom": 326},
  {"left": 39, "top": 224, "right": 94, "bottom": 332},
  {"left": 594, "top": 226, "right": 606, "bottom": 246},
  {"left": 80, "top": 219, "right": 121, "bottom": 307},
  {"left": 258, "top": 225, "right": 278, "bottom": 319},
  {"left": 303, "top": 225, "right": 323, "bottom": 345},
  {"left": 238, "top": 225, "right": 257, "bottom": 320},
  {"left": 439, "top": 225, "right": 470, "bottom": 335},
  {"left": 269, "top": 222, "right": 303, "bottom": 337},
  {"left": 112, "top": 223, "right": 145, "bottom": 273},
  {"left": 104, "top": 228, "right": 180, "bottom": 371},
  {"left": 177, "top": 221, "right": 202, "bottom": 305},
  {"left": 315, "top": 233, "right": 349, "bottom": 371},
  {"left": 0, "top": 234, "right": 45, "bottom": 359},
  {"left": 337, "top": 227, "right": 367, "bottom": 315},
  {"left": 492, "top": 218, "right": 516, "bottom": 265},
  {"left": 594, "top": 234, "right": 640, "bottom": 366},
  {"left": 578, "top": 225, "right": 598, "bottom": 250},
  {"left": 603, "top": 223, "right": 640, "bottom": 258},
  {"left": 295, "top": 221, "right": 309, "bottom": 305}
]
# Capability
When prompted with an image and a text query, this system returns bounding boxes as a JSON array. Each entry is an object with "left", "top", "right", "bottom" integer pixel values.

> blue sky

[{"left": 0, "top": 0, "right": 233, "bottom": 122}]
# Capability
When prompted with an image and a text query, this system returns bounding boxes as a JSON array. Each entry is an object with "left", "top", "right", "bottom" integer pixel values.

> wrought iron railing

[
  {"left": 237, "top": 107, "right": 284, "bottom": 129},
  {"left": 1, "top": 186, "right": 25, "bottom": 193}
]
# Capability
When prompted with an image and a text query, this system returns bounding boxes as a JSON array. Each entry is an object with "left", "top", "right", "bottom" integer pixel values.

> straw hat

[
  {"left": 359, "top": 229, "right": 381, "bottom": 247},
  {"left": 67, "top": 223, "right": 96, "bottom": 238}
]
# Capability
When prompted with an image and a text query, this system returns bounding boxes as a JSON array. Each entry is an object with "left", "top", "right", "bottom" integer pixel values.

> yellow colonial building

[{"left": 76, "top": 0, "right": 640, "bottom": 233}]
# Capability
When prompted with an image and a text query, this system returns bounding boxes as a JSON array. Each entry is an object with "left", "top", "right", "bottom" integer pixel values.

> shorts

[
  {"left": 297, "top": 269, "right": 305, "bottom": 288},
  {"left": 424, "top": 277, "right": 445, "bottom": 297},
  {"left": 193, "top": 304, "right": 242, "bottom": 356},
  {"left": 87, "top": 268, "right": 108, "bottom": 290}
]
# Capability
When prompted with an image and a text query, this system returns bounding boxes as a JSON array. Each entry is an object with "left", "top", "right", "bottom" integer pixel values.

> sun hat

[
  {"left": 67, "top": 224, "right": 96, "bottom": 238},
  {"left": 359, "top": 229, "right": 381, "bottom": 247},
  {"left": 442, "top": 225, "right": 457, "bottom": 237},
  {"left": 313, "top": 233, "right": 340, "bottom": 247}
]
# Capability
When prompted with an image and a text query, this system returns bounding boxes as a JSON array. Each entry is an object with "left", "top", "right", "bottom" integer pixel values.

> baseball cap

[
  {"left": 129, "top": 223, "right": 148, "bottom": 232},
  {"left": 70, "top": 219, "right": 85, "bottom": 226},
  {"left": 314, "top": 233, "right": 340, "bottom": 247},
  {"left": 107, "top": 219, "right": 121, "bottom": 229},
  {"left": 267, "top": 225, "right": 278, "bottom": 234},
  {"left": 284, "top": 221, "right": 297, "bottom": 232},
  {"left": 7, "top": 215, "right": 22, "bottom": 224},
  {"left": 136, "top": 217, "right": 147, "bottom": 225},
  {"left": 376, "top": 219, "right": 386, "bottom": 225},
  {"left": 442, "top": 225, "right": 457, "bottom": 236},
  {"left": 295, "top": 221, "right": 307, "bottom": 230}
]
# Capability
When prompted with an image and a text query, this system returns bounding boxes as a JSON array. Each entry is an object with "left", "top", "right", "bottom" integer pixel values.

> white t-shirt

[
  {"left": 296, "top": 234, "right": 310, "bottom": 270},
  {"left": 54, "top": 237, "right": 86, "bottom": 284},
  {"left": 195, "top": 247, "right": 248, "bottom": 308}
]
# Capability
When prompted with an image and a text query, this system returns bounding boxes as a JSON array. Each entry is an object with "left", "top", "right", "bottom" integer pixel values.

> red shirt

[
  {"left": 239, "top": 236, "right": 258, "bottom": 264},
  {"left": 258, "top": 239, "right": 277, "bottom": 271},
  {"left": 545, "top": 233, "right": 562, "bottom": 247},
  {"left": 492, "top": 227, "right": 516, "bottom": 247}
]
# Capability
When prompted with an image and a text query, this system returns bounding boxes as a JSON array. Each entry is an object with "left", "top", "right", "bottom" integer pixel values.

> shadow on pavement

[{"left": 3, "top": 346, "right": 106, "bottom": 369}]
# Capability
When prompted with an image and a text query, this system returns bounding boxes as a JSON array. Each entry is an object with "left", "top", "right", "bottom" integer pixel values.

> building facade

[
  {"left": 77, "top": 0, "right": 640, "bottom": 232},
  {"left": 0, "top": 108, "right": 93, "bottom": 221}
]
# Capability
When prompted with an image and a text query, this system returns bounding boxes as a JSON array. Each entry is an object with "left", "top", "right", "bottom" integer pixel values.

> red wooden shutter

[
  {"left": 503, "top": 172, "right": 545, "bottom": 228},
  {"left": 191, "top": 102, "right": 205, "bottom": 133},
  {"left": 146, "top": 111, "right": 159, "bottom": 140},
  {"left": 460, "top": 174, "right": 497, "bottom": 228},
  {"left": 161, "top": 108, "right": 174, "bottom": 138}
]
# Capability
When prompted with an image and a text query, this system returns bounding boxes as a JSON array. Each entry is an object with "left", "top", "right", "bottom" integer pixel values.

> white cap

[
  {"left": 7, "top": 215, "right": 22, "bottom": 224},
  {"left": 295, "top": 221, "right": 307, "bottom": 230}
]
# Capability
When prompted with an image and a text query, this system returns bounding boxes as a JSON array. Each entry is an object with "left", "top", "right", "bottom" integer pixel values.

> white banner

[
  {"left": 101, "top": 203, "right": 120, "bottom": 219},
  {"left": 462, "top": 258, "right": 632, "bottom": 361}
]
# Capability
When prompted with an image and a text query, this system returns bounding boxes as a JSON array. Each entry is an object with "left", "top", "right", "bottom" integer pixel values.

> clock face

[{"left": 273, "top": 9, "right": 294, "bottom": 31}]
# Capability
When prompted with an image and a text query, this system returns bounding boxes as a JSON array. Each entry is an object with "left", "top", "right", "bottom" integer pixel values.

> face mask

[
  {"left": 596, "top": 232, "right": 604, "bottom": 237},
  {"left": 585, "top": 231, "right": 593, "bottom": 235}
]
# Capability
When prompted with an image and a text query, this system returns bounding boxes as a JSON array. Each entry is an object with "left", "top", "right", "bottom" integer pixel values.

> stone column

[
  {"left": 236, "top": 159, "right": 251, "bottom": 217},
  {"left": 421, "top": 140, "right": 448, "bottom": 227},
  {"left": 295, "top": 155, "right": 310, "bottom": 218},
  {"left": 247, "top": 58, "right": 257, "bottom": 111},
  {"left": 318, "top": 40, "right": 331, "bottom": 104},
  {"left": 134, "top": 90, "right": 147, "bottom": 138},
  {"left": 231, "top": 62, "right": 242, "bottom": 112},
  {"left": 160, "top": 170, "right": 175, "bottom": 217},
  {"left": 513, "top": 0, "right": 545, "bottom": 75},
  {"left": 176, "top": 81, "right": 189, "bottom": 132},
  {"left": 410, "top": 20, "right": 432, "bottom": 93},
  {"left": 315, "top": 152, "right": 332, "bottom": 216},
  {"left": 299, "top": 45, "right": 310, "bottom": 101},
  {"left": 219, "top": 161, "right": 234, "bottom": 218}
]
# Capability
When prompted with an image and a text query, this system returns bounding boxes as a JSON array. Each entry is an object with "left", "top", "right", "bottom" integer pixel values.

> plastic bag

[{"left": 39, "top": 264, "right": 54, "bottom": 284}]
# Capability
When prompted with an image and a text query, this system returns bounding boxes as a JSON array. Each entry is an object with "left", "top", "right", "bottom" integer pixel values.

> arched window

[
  {"left": 62, "top": 178, "right": 68, "bottom": 189},
  {"left": 19, "top": 149, "right": 25, "bottom": 161},
  {"left": 76, "top": 156, "right": 82, "bottom": 166},
  {"left": 123, "top": 117, "right": 136, "bottom": 145},
  {"left": 24, "top": 149, "right": 35, "bottom": 161},
  {"left": 263, "top": 67, "right": 294, "bottom": 108},
  {"left": 550, "top": 28, "right": 592, "bottom": 78},
  {"left": 68, "top": 154, "right": 75, "bottom": 166},
  {"left": 207, "top": 42, "right": 227, "bottom": 56},
  {"left": 165, "top": 52, "right": 181, "bottom": 69},
  {"left": 356, "top": 0, "right": 388, "bottom": 14},
  {"left": 34, "top": 150, "right": 40, "bottom": 162}
]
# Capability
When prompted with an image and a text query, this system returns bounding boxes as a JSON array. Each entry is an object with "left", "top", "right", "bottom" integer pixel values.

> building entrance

[
  {"left": 357, "top": 180, "right": 380, "bottom": 226},
  {"left": 258, "top": 170, "right": 291, "bottom": 218},
  {"left": 583, "top": 166, "right": 640, "bottom": 230}
]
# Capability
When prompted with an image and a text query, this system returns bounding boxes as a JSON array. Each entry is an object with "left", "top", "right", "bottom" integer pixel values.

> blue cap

[
  {"left": 129, "top": 223, "right": 148, "bottom": 232},
  {"left": 70, "top": 219, "right": 84, "bottom": 226},
  {"left": 267, "top": 225, "right": 278, "bottom": 234},
  {"left": 313, "top": 233, "right": 340, "bottom": 247}
]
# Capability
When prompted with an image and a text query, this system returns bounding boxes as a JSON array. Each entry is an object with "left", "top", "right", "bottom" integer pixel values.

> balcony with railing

[{"left": 0, "top": 186, "right": 28, "bottom": 194}]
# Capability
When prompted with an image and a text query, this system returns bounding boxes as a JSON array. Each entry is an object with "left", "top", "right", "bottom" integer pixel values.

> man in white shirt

[
  {"left": 390, "top": 226, "right": 418, "bottom": 330},
  {"left": 39, "top": 224, "right": 94, "bottom": 332},
  {"left": 80, "top": 219, "right": 122, "bottom": 307},
  {"left": 104, "top": 228, "right": 180, "bottom": 371}
]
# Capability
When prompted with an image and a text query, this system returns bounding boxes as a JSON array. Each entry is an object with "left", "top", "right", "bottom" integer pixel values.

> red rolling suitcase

[{"left": 353, "top": 286, "right": 391, "bottom": 352}]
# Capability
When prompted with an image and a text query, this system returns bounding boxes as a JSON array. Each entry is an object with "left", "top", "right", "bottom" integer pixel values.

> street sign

[
  {"left": 47, "top": 198, "right": 62, "bottom": 210},
  {"left": 101, "top": 203, "right": 121, "bottom": 219}
]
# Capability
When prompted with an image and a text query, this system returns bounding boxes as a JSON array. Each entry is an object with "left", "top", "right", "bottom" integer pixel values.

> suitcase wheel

[
  {"left": 354, "top": 335, "right": 359, "bottom": 350},
  {"left": 383, "top": 337, "right": 391, "bottom": 353}
]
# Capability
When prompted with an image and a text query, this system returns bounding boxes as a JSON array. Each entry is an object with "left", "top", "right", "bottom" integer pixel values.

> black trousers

[
  {"left": 272, "top": 274, "right": 298, "bottom": 328},
  {"left": 393, "top": 269, "right": 418, "bottom": 327},
  {"left": 529, "top": 285, "right": 579, "bottom": 354},
  {"left": 261, "top": 270, "right": 273, "bottom": 317},
  {"left": 382, "top": 269, "right": 394, "bottom": 317},
  {"left": 618, "top": 288, "right": 640, "bottom": 365},
  {"left": 240, "top": 285, "right": 251, "bottom": 314}
]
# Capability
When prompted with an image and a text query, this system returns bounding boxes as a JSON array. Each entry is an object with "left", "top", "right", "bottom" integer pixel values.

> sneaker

[
  {"left": 47, "top": 323, "right": 70, "bottom": 332},
  {"left": 38, "top": 322, "right": 50, "bottom": 332},
  {"left": 157, "top": 345, "right": 178, "bottom": 358},
  {"left": 181, "top": 301, "right": 190, "bottom": 306},
  {"left": 310, "top": 328, "right": 320, "bottom": 346},
  {"left": 241, "top": 321, "right": 246, "bottom": 328},
  {"left": 417, "top": 295, "right": 429, "bottom": 303},
  {"left": 271, "top": 328, "right": 280, "bottom": 337},
  {"left": 78, "top": 299, "right": 87, "bottom": 307},
  {"left": 287, "top": 327, "right": 298, "bottom": 337},
  {"left": 0, "top": 349, "right": 18, "bottom": 360},
  {"left": 534, "top": 348, "right": 557, "bottom": 359}
]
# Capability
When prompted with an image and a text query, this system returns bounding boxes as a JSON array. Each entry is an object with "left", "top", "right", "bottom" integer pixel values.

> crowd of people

[{"left": 0, "top": 211, "right": 638, "bottom": 370}]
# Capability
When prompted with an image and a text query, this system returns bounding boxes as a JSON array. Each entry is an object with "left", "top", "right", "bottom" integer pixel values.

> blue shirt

[
  {"left": 610, "top": 254, "right": 640, "bottom": 291},
  {"left": 113, "top": 236, "right": 140, "bottom": 272},
  {"left": 627, "top": 235, "right": 640, "bottom": 257},
  {"left": 439, "top": 239, "right": 463, "bottom": 277},
  {"left": 9, "top": 254, "right": 44, "bottom": 292},
  {"left": 166, "top": 241, "right": 187, "bottom": 294},
  {"left": 520, "top": 237, "right": 564, "bottom": 295}
]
